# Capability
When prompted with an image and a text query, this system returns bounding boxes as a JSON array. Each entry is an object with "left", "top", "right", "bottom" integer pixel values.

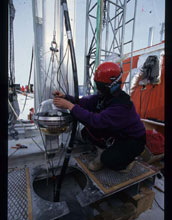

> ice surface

[{"left": 17, "top": 93, "right": 34, "bottom": 120}]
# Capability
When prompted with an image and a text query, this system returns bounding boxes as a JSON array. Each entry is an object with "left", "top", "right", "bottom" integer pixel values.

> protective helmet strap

[
  {"left": 108, "top": 72, "right": 122, "bottom": 94},
  {"left": 108, "top": 72, "right": 122, "bottom": 87}
]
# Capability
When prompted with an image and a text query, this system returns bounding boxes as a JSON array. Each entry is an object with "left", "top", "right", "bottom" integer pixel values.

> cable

[
  {"left": 22, "top": 47, "right": 34, "bottom": 112},
  {"left": 8, "top": 99, "right": 20, "bottom": 120},
  {"left": 40, "top": 43, "right": 69, "bottom": 103},
  {"left": 55, "top": 51, "right": 69, "bottom": 95},
  {"left": 55, "top": 44, "right": 70, "bottom": 95},
  {"left": 16, "top": 90, "right": 34, "bottom": 98},
  {"left": 40, "top": 52, "right": 55, "bottom": 102},
  {"left": 8, "top": 99, "right": 45, "bottom": 155},
  {"left": 53, "top": 0, "right": 57, "bottom": 38},
  {"left": 31, "top": 137, "right": 44, "bottom": 152},
  {"left": 55, "top": 131, "right": 71, "bottom": 176},
  {"left": 154, "top": 197, "right": 164, "bottom": 212}
]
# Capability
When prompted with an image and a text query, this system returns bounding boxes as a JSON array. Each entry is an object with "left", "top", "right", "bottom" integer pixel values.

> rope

[
  {"left": 40, "top": 52, "right": 54, "bottom": 102},
  {"left": 22, "top": 47, "right": 34, "bottom": 112},
  {"left": 53, "top": 0, "right": 57, "bottom": 39},
  {"left": 40, "top": 43, "right": 69, "bottom": 104},
  {"left": 154, "top": 197, "right": 164, "bottom": 212},
  {"left": 54, "top": 46, "right": 70, "bottom": 95}
]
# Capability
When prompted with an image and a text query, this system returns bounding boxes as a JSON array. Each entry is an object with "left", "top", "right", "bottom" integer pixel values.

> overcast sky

[{"left": 13, "top": 0, "right": 165, "bottom": 86}]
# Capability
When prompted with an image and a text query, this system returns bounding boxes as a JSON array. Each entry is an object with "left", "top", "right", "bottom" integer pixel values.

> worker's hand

[
  {"left": 53, "top": 97, "right": 74, "bottom": 111},
  {"left": 53, "top": 90, "right": 65, "bottom": 98}
]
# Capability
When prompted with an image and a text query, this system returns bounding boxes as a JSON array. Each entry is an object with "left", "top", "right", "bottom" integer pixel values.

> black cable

[
  {"left": 54, "top": 121, "right": 77, "bottom": 202},
  {"left": 54, "top": 45, "right": 69, "bottom": 95},
  {"left": 49, "top": 53, "right": 56, "bottom": 98},
  {"left": 65, "top": 46, "right": 70, "bottom": 95},
  {"left": 154, "top": 197, "right": 164, "bottom": 212},
  {"left": 54, "top": 130, "right": 71, "bottom": 176},
  {"left": 22, "top": 47, "right": 34, "bottom": 112},
  {"left": 53, "top": 0, "right": 79, "bottom": 202}
]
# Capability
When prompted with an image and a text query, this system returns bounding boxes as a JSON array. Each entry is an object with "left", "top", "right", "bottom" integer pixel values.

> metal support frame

[
  {"left": 8, "top": 0, "right": 16, "bottom": 85},
  {"left": 84, "top": 0, "right": 137, "bottom": 95}
]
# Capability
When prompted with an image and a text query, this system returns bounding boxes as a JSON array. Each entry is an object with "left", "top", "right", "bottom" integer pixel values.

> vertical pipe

[
  {"left": 95, "top": 0, "right": 103, "bottom": 69},
  {"left": 32, "top": 0, "right": 44, "bottom": 111},
  {"left": 120, "top": 0, "right": 127, "bottom": 57},
  {"left": 84, "top": 0, "right": 90, "bottom": 94},
  {"left": 113, "top": 0, "right": 118, "bottom": 53},
  {"left": 60, "top": 2, "right": 64, "bottom": 63},
  {"left": 105, "top": 0, "right": 110, "bottom": 58},
  {"left": 148, "top": 27, "right": 154, "bottom": 47},
  {"left": 119, "top": 0, "right": 127, "bottom": 95},
  {"left": 9, "top": 0, "right": 16, "bottom": 85},
  {"left": 160, "top": 22, "right": 165, "bottom": 42},
  {"left": 129, "top": 0, "right": 137, "bottom": 96},
  {"left": 94, "top": 0, "right": 104, "bottom": 92}
]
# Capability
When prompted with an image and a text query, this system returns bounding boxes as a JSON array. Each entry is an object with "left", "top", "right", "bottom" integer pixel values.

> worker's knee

[
  {"left": 100, "top": 147, "right": 136, "bottom": 170},
  {"left": 100, "top": 149, "right": 123, "bottom": 170}
]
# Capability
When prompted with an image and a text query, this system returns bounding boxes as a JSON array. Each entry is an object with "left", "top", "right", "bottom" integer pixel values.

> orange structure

[{"left": 122, "top": 41, "right": 165, "bottom": 122}]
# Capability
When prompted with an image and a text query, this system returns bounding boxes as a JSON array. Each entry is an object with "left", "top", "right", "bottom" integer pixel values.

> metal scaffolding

[{"left": 84, "top": 0, "right": 137, "bottom": 95}]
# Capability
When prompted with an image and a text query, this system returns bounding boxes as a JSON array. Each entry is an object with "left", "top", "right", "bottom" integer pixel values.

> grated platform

[
  {"left": 8, "top": 168, "right": 32, "bottom": 220},
  {"left": 75, "top": 153, "right": 157, "bottom": 194},
  {"left": 8, "top": 166, "right": 70, "bottom": 220}
]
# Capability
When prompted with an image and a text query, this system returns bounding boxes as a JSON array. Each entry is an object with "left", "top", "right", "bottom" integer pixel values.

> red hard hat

[{"left": 94, "top": 62, "right": 121, "bottom": 84}]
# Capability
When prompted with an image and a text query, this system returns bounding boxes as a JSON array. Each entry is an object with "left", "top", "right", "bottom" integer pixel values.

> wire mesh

[
  {"left": 8, "top": 168, "right": 29, "bottom": 220},
  {"left": 76, "top": 153, "right": 153, "bottom": 190}
]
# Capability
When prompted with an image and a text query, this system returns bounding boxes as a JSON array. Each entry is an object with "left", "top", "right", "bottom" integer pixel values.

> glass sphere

[{"left": 34, "top": 99, "right": 72, "bottom": 135}]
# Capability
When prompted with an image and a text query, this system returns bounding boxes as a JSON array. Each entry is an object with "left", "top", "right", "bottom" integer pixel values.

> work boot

[
  {"left": 119, "top": 161, "right": 135, "bottom": 174},
  {"left": 88, "top": 147, "right": 104, "bottom": 171}
]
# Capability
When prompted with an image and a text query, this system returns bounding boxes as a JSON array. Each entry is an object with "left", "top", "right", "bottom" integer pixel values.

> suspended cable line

[{"left": 22, "top": 47, "right": 34, "bottom": 113}]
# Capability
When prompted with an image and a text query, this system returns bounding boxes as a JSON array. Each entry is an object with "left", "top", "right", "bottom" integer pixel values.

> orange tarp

[{"left": 122, "top": 55, "right": 140, "bottom": 84}]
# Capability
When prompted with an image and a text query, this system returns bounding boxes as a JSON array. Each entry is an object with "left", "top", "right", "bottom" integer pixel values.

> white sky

[{"left": 13, "top": 0, "right": 165, "bottom": 86}]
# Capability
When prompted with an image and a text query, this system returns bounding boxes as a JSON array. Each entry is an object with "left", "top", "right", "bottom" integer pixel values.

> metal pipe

[
  {"left": 148, "top": 27, "right": 154, "bottom": 47},
  {"left": 160, "top": 22, "right": 165, "bottom": 42},
  {"left": 95, "top": 0, "right": 104, "bottom": 69},
  {"left": 9, "top": 0, "right": 16, "bottom": 86},
  {"left": 32, "top": 0, "right": 44, "bottom": 111},
  {"left": 129, "top": 0, "right": 137, "bottom": 96},
  {"left": 60, "top": 1, "right": 64, "bottom": 65},
  {"left": 105, "top": 0, "right": 110, "bottom": 59},
  {"left": 113, "top": 0, "right": 118, "bottom": 53},
  {"left": 84, "top": 0, "right": 90, "bottom": 94},
  {"left": 120, "top": 0, "right": 127, "bottom": 57}
]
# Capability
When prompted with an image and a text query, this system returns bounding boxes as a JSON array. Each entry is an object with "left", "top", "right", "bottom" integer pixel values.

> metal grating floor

[
  {"left": 75, "top": 153, "right": 156, "bottom": 194},
  {"left": 8, "top": 168, "right": 32, "bottom": 220}
]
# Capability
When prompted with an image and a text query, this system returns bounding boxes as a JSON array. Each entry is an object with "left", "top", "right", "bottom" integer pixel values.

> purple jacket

[{"left": 67, "top": 91, "right": 145, "bottom": 142}]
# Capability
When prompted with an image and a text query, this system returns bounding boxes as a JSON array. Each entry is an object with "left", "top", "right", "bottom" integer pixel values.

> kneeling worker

[{"left": 53, "top": 62, "right": 146, "bottom": 172}]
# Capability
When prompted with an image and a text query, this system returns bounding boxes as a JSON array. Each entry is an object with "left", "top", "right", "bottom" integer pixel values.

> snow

[{"left": 17, "top": 93, "right": 34, "bottom": 120}]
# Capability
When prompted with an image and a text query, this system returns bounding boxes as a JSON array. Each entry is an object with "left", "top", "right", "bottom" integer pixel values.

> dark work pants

[{"left": 100, "top": 136, "right": 145, "bottom": 171}]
